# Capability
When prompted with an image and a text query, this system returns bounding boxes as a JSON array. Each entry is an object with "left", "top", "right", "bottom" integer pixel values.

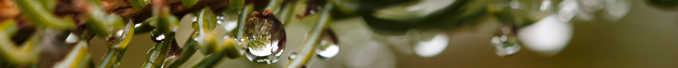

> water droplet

[
  {"left": 244, "top": 11, "right": 287, "bottom": 64},
  {"left": 191, "top": 31, "right": 200, "bottom": 41},
  {"left": 288, "top": 52, "right": 297, "bottom": 60},
  {"left": 316, "top": 29, "right": 340, "bottom": 59},
  {"left": 216, "top": 16, "right": 225, "bottom": 24},
  {"left": 492, "top": 36, "right": 522, "bottom": 57},
  {"left": 492, "top": 25, "right": 521, "bottom": 57}
]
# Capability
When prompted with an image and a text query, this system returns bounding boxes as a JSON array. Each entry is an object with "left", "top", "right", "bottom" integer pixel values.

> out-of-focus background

[{"left": 88, "top": 0, "right": 678, "bottom": 68}]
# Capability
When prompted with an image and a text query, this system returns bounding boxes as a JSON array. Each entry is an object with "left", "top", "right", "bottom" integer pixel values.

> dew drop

[
  {"left": 316, "top": 29, "right": 340, "bottom": 59},
  {"left": 216, "top": 16, "right": 225, "bottom": 24},
  {"left": 244, "top": 11, "right": 287, "bottom": 64},
  {"left": 492, "top": 25, "right": 521, "bottom": 57},
  {"left": 288, "top": 52, "right": 297, "bottom": 60}
]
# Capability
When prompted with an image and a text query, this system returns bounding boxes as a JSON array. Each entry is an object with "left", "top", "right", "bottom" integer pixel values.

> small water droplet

[
  {"left": 492, "top": 25, "right": 521, "bottom": 57},
  {"left": 492, "top": 36, "right": 522, "bottom": 57},
  {"left": 288, "top": 52, "right": 297, "bottom": 60},
  {"left": 244, "top": 11, "right": 287, "bottom": 64},
  {"left": 191, "top": 31, "right": 200, "bottom": 41},
  {"left": 216, "top": 16, "right": 225, "bottom": 24}
]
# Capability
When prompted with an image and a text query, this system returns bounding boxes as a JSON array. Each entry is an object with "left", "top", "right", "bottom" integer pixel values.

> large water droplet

[
  {"left": 316, "top": 29, "right": 340, "bottom": 59},
  {"left": 492, "top": 25, "right": 522, "bottom": 57},
  {"left": 244, "top": 11, "right": 287, "bottom": 64}
]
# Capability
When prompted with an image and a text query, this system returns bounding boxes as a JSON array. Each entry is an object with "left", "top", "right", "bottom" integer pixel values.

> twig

[
  {"left": 15, "top": 0, "right": 75, "bottom": 29},
  {"left": 284, "top": 1, "right": 333, "bottom": 68},
  {"left": 166, "top": 34, "right": 198, "bottom": 68}
]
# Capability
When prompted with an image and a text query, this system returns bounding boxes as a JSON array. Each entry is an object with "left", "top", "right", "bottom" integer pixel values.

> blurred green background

[{"left": 87, "top": 0, "right": 678, "bottom": 68}]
